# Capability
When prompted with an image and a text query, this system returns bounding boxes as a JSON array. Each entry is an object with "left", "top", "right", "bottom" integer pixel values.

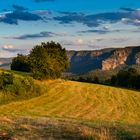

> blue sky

[{"left": 0, "top": 0, "right": 140, "bottom": 57}]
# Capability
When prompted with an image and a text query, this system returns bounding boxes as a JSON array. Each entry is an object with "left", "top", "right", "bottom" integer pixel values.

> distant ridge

[
  {"left": 67, "top": 46, "right": 140, "bottom": 74},
  {"left": 0, "top": 58, "right": 12, "bottom": 69}
]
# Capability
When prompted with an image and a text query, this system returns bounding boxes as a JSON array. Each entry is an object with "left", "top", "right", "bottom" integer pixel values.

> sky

[{"left": 0, "top": 0, "right": 140, "bottom": 57}]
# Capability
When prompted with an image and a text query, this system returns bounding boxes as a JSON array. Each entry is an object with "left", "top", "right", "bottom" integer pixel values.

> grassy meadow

[{"left": 0, "top": 70, "right": 140, "bottom": 139}]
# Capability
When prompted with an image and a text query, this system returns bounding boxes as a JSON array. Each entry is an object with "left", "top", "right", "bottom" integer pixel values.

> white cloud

[
  {"left": 77, "top": 39, "right": 84, "bottom": 45},
  {"left": 0, "top": 44, "right": 28, "bottom": 58},
  {"left": 3, "top": 45, "right": 14, "bottom": 49}
]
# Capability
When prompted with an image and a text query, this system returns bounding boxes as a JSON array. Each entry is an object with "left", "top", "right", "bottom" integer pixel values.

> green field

[{"left": 0, "top": 71, "right": 140, "bottom": 139}]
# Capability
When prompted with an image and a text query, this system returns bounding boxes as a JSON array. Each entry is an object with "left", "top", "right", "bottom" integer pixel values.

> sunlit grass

[{"left": 0, "top": 80, "right": 140, "bottom": 124}]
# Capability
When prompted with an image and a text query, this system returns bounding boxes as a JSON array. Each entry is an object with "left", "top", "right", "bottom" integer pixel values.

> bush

[
  {"left": 0, "top": 72, "right": 43, "bottom": 96},
  {"left": 11, "top": 54, "right": 31, "bottom": 72},
  {"left": 0, "top": 72, "right": 14, "bottom": 90}
]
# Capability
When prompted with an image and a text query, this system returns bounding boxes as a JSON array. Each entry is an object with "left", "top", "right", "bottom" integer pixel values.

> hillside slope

[{"left": 0, "top": 80, "right": 140, "bottom": 124}]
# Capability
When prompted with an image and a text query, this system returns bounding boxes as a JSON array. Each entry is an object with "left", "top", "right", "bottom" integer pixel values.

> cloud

[
  {"left": 0, "top": 45, "right": 27, "bottom": 57},
  {"left": 61, "top": 36, "right": 133, "bottom": 50},
  {"left": 120, "top": 7, "right": 135, "bottom": 12},
  {"left": 122, "top": 18, "right": 140, "bottom": 27},
  {"left": 60, "top": 39, "right": 105, "bottom": 50},
  {"left": 61, "top": 39, "right": 86, "bottom": 46},
  {"left": 78, "top": 29, "right": 110, "bottom": 34},
  {"left": 33, "top": 10, "right": 52, "bottom": 16},
  {"left": 12, "top": 5, "right": 28, "bottom": 11},
  {"left": 111, "top": 38, "right": 130, "bottom": 43},
  {"left": 0, "top": 5, "right": 42, "bottom": 25},
  {"left": 78, "top": 27, "right": 132, "bottom": 34},
  {"left": 2, "top": 45, "right": 22, "bottom": 52},
  {"left": 3, "top": 45, "right": 14, "bottom": 49},
  {"left": 54, "top": 12, "right": 86, "bottom": 24},
  {"left": 0, "top": 11, "right": 42, "bottom": 25},
  {"left": 54, "top": 9, "right": 140, "bottom": 27},
  {"left": 77, "top": 39, "right": 84, "bottom": 44},
  {"left": 6, "top": 31, "right": 65, "bottom": 40},
  {"left": 79, "top": 28, "right": 140, "bottom": 34}
]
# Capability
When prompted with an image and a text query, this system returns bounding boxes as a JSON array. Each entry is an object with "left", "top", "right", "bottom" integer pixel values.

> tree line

[
  {"left": 71, "top": 67, "right": 140, "bottom": 90},
  {"left": 109, "top": 68, "right": 140, "bottom": 89}
]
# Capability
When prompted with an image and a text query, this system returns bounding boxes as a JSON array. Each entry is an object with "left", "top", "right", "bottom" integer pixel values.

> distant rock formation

[
  {"left": 67, "top": 46, "right": 140, "bottom": 73},
  {"left": 0, "top": 58, "right": 12, "bottom": 69},
  {"left": 102, "top": 48, "right": 132, "bottom": 70}
]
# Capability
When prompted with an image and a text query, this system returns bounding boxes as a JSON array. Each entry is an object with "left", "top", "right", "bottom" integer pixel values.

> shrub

[
  {"left": 0, "top": 72, "right": 14, "bottom": 90},
  {"left": 0, "top": 72, "right": 43, "bottom": 96},
  {"left": 11, "top": 54, "right": 31, "bottom": 72}
]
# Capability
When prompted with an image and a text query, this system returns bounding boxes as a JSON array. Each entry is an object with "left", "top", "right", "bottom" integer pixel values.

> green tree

[
  {"left": 11, "top": 54, "right": 31, "bottom": 72},
  {"left": 109, "top": 67, "right": 140, "bottom": 89},
  {"left": 94, "top": 76, "right": 99, "bottom": 84},
  {"left": 29, "top": 41, "right": 69, "bottom": 80},
  {"left": 110, "top": 75, "right": 117, "bottom": 85}
]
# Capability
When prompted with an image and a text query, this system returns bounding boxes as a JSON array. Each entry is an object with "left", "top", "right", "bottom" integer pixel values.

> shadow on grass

[{"left": 0, "top": 117, "right": 140, "bottom": 140}]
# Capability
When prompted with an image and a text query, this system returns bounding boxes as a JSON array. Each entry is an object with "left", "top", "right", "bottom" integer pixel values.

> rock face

[
  {"left": 67, "top": 49, "right": 113, "bottom": 74},
  {"left": 102, "top": 48, "right": 131, "bottom": 70},
  {"left": 67, "top": 46, "right": 140, "bottom": 74}
]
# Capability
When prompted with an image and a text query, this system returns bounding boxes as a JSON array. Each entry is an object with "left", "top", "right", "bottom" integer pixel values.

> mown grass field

[
  {"left": 0, "top": 80, "right": 140, "bottom": 124},
  {"left": 0, "top": 71, "right": 140, "bottom": 139}
]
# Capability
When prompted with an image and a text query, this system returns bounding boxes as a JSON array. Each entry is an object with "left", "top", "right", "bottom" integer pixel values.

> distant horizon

[{"left": 0, "top": 0, "right": 140, "bottom": 57}]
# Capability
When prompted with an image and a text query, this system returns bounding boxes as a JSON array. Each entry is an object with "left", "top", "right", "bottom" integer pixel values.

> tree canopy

[{"left": 11, "top": 41, "right": 69, "bottom": 80}]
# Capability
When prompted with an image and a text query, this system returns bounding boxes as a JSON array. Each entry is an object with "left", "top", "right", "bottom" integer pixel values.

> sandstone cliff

[
  {"left": 102, "top": 48, "right": 132, "bottom": 70},
  {"left": 67, "top": 46, "right": 140, "bottom": 73}
]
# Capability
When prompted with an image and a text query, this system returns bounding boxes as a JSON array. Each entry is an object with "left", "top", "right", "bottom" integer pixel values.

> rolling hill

[
  {"left": 0, "top": 79, "right": 140, "bottom": 139},
  {"left": 0, "top": 80, "right": 140, "bottom": 124},
  {"left": 0, "top": 74, "right": 140, "bottom": 139}
]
